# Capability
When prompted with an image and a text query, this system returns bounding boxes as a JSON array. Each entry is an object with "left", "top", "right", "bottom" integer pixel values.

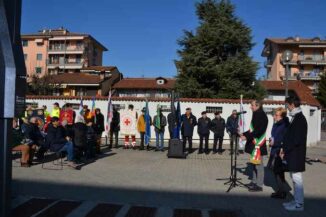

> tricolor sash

[{"left": 249, "top": 123, "right": 266, "bottom": 165}]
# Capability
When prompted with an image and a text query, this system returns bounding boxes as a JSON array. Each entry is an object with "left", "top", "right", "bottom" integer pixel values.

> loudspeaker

[{"left": 167, "top": 139, "right": 186, "bottom": 159}]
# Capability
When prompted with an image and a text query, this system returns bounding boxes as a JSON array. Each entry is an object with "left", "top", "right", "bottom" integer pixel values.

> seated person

[
  {"left": 12, "top": 118, "right": 36, "bottom": 167},
  {"left": 44, "top": 117, "right": 78, "bottom": 169},
  {"left": 86, "top": 121, "right": 97, "bottom": 158},
  {"left": 73, "top": 116, "right": 88, "bottom": 160}
]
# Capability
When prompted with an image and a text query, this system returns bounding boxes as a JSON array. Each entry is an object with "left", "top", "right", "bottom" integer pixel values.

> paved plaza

[{"left": 11, "top": 142, "right": 326, "bottom": 217}]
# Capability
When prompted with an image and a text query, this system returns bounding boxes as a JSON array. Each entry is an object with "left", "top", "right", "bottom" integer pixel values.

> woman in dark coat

[
  {"left": 73, "top": 116, "right": 88, "bottom": 159},
  {"left": 94, "top": 108, "right": 105, "bottom": 152},
  {"left": 268, "top": 107, "right": 289, "bottom": 199},
  {"left": 241, "top": 100, "right": 268, "bottom": 192}
]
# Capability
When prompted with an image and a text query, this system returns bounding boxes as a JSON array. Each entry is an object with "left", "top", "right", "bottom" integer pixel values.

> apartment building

[
  {"left": 21, "top": 27, "right": 107, "bottom": 78},
  {"left": 262, "top": 36, "right": 326, "bottom": 93}
]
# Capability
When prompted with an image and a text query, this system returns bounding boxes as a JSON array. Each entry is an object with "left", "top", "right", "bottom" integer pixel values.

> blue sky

[{"left": 22, "top": 0, "right": 326, "bottom": 78}]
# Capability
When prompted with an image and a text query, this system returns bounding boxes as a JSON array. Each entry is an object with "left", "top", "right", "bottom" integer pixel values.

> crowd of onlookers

[{"left": 12, "top": 96, "right": 308, "bottom": 211}]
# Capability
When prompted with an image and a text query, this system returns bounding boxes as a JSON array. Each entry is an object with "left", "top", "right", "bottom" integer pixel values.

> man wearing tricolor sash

[{"left": 240, "top": 100, "right": 268, "bottom": 192}]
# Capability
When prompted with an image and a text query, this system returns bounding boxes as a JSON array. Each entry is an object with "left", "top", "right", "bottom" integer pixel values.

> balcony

[
  {"left": 281, "top": 55, "right": 326, "bottom": 65},
  {"left": 47, "top": 59, "right": 84, "bottom": 69},
  {"left": 48, "top": 45, "right": 85, "bottom": 54},
  {"left": 280, "top": 71, "right": 323, "bottom": 81}
]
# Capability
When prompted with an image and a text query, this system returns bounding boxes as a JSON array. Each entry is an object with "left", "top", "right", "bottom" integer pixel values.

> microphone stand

[{"left": 217, "top": 133, "right": 248, "bottom": 192}]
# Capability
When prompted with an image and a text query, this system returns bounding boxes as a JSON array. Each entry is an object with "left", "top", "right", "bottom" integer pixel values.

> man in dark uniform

[
  {"left": 197, "top": 111, "right": 211, "bottom": 154},
  {"left": 210, "top": 112, "right": 226, "bottom": 154},
  {"left": 110, "top": 107, "right": 120, "bottom": 148},
  {"left": 226, "top": 110, "right": 239, "bottom": 155},
  {"left": 181, "top": 108, "right": 197, "bottom": 153}
]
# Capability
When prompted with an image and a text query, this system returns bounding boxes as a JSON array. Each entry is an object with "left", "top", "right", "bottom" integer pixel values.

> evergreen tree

[
  {"left": 175, "top": 0, "right": 265, "bottom": 99},
  {"left": 317, "top": 73, "right": 326, "bottom": 108}
]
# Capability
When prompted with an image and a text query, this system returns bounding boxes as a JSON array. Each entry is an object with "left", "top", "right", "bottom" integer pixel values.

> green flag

[{"left": 155, "top": 105, "right": 161, "bottom": 130}]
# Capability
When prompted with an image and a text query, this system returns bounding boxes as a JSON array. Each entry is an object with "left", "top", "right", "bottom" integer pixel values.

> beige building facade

[
  {"left": 22, "top": 28, "right": 107, "bottom": 78},
  {"left": 262, "top": 37, "right": 326, "bottom": 94}
]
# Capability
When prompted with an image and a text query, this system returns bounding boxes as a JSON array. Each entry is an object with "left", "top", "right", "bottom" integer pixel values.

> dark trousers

[
  {"left": 169, "top": 130, "right": 173, "bottom": 139},
  {"left": 213, "top": 134, "right": 224, "bottom": 152},
  {"left": 182, "top": 136, "right": 193, "bottom": 152},
  {"left": 109, "top": 130, "right": 119, "bottom": 147},
  {"left": 199, "top": 134, "right": 209, "bottom": 152},
  {"left": 140, "top": 132, "right": 145, "bottom": 148}
]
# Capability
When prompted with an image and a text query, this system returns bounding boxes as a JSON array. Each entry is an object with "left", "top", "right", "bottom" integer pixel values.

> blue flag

[
  {"left": 173, "top": 100, "right": 181, "bottom": 139},
  {"left": 144, "top": 101, "right": 151, "bottom": 145}
]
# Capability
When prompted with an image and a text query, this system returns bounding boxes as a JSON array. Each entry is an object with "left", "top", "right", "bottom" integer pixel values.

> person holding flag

[
  {"left": 153, "top": 105, "right": 167, "bottom": 152},
  {"left": 240, "top": 100, "right": 268, "bottom": 192},
  {"left": 137, "top": 104, "right": 152, "bottom": 150}
]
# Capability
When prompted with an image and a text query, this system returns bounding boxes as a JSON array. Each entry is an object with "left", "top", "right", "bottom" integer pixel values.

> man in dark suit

[
  {"left": 240, "top": 100, "right": 268, "bottom": 192},
  {"left": 181, "top": 108, "right": 197, "bottom": 153},
  {"left": 281, "top": 96, "right": 307, "bottom": 212}
]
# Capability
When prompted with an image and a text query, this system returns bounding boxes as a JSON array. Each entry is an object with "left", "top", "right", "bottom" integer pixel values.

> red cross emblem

[{"left": 124, "top": 118, "right": 131, "bottom": 126}]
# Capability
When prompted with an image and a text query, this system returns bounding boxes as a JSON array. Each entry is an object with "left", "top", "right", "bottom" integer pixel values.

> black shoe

[
  {"left": 245, "top": 182, "right": 255, "bottom": 188},
  {"left": 248, "top": 185, "right": 263, "bottom": 192},
  {"left": 139, "top": 146, "right": 144, "bottom": 150},
  {"left": 271, "top": 191, "right": 286, "bottom": 199},
  {"left": 146, "top": 145, "right": 150, "bottom": 151}
]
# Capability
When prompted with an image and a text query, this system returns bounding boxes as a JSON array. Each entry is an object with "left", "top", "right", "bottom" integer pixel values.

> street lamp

[{"left": 281, "top": 50, "right": 293, "bottom": 99}]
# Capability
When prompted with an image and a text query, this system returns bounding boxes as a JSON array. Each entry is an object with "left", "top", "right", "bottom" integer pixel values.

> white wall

[{"left": 26, "top": 97, "right": 321, "bottom": 146}]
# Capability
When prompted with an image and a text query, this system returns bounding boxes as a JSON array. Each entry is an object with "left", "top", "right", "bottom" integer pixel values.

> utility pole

[{"left": 0, "top": 0, "right": 26, "bottom": 216}]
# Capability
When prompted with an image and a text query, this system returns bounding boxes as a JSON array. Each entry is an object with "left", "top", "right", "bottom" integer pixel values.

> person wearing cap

[
  {"left": 226, "top": 109, "right": 239, "bottom": 155},
  {"left": 181, "top": 107, "right": 197, "bottom": 153},
  {"left": 51, "top": 102, "right": 61, "bottom": 118},
  {"left": 137, "top": 107, "right": 152, "bottom": 150},
  {"left": 210, "top": 111, "right": 226, "bottom": 154},
  {"left": 153, "top": 106, "right": 167, "bottom": 152},
  {"left": 110, "top": 107, "right": 120, "bottom": 148},
  {"left": 197, "top": 111, "right": 211, "bottom": 154}
]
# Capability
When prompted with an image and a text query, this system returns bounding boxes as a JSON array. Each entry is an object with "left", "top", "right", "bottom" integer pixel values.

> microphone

[{"left": 236, "top": 111, "right": 247, "bottom": 115}]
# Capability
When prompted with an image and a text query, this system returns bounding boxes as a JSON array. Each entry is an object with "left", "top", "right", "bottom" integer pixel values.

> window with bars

[{"left": 206, "top": 106, "right": 222, "bottom": 113}]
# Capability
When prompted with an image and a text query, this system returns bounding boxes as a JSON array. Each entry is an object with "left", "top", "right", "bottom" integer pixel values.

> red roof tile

[
  {"left": 265, "top": 37, "right": 326, "bottom": 45},
  {"left": 81, "top": 66, "right": 117, "bottom": 72},
  {"left": 48, "top": 73, "right": 101, "bottom": 85},
  {"left": 113, "top": 78, "right": 176, "bottom": 90},
  {"left": 261, "top": 80, "right": 320, "bottom": 107}
]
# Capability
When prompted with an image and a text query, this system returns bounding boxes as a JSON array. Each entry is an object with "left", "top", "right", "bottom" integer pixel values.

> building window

[
  {"left": 22, "top": 40, "right": 28, "bottom": 47},
  {"left": 24, "top": 54, "right": 27, "bottom": 61},
  {"left": 112, "top": 104, "right": 125, "bottom": 111},
  {"left": 36, "top": 53, "right": 42, "bottom": 61},
  {"left": 206, "top": 106, "right": 222, "bottom": 113},
  {"left": 160, "top": 105, "right": 171, "bottom": 113},
  {"left": 35, "top": 67, "right": 42, "bottom": 74},
  {"left": 157, "top": 79, "right": 165, "bottom": 85}
]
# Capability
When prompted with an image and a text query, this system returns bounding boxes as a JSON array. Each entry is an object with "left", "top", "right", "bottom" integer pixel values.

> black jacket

[
  {"left": 73, "top": 122, "right": 88, "bottom": 148},
  {"left": 110, "top": 110, "right": 120, "bottom": 132},
  {"left": 44, "top": 123, "right": 68, "bottom": 152},
  {"left": 21, "top": 123, "right": 44, "bottom": 146},
  {"left": 226, "top": 116, "right": 238, "bottom": 135},
  {"left": 197, "top": 117, "right": 211, "bottom": 135},
  {"left": 181, "top": 113, "right": 197, "bottom": 137},
  {"left": 153, "top": 114, "right": 167, "bottom": 133},
  {"left": 243, "top": 107, "right": 268, "bottom": 156},
  {"left": 210, "top": 117, "right": 226, "bottom": 136},
  {"left": 283, "top": 111, "right": 307, "bottom": 172},
  {"left": 94, "top": 113, "right": 105, "bottom": 135}
]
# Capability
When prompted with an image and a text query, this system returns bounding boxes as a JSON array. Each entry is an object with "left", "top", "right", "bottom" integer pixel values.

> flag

[
  {"left": 78, "top": 97, "right": 83, "bottom": 116},
  {"left": 238, "top": 94, "right": 246, "bottom": 149},
  {"left": 91, "top": 97, "right": 96, "bottom": 123},
  {"left": 154, "top": 104, "right": 161, "bottom": 130},
  {"left": 173, "top": 99, "right": 182, "bottom": 139},
  {"left": 105, "top": 91, "right": 113, "bottom": 133},
  {"left": 144, "top": 100, "right": 151, "bottom": 145}
]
